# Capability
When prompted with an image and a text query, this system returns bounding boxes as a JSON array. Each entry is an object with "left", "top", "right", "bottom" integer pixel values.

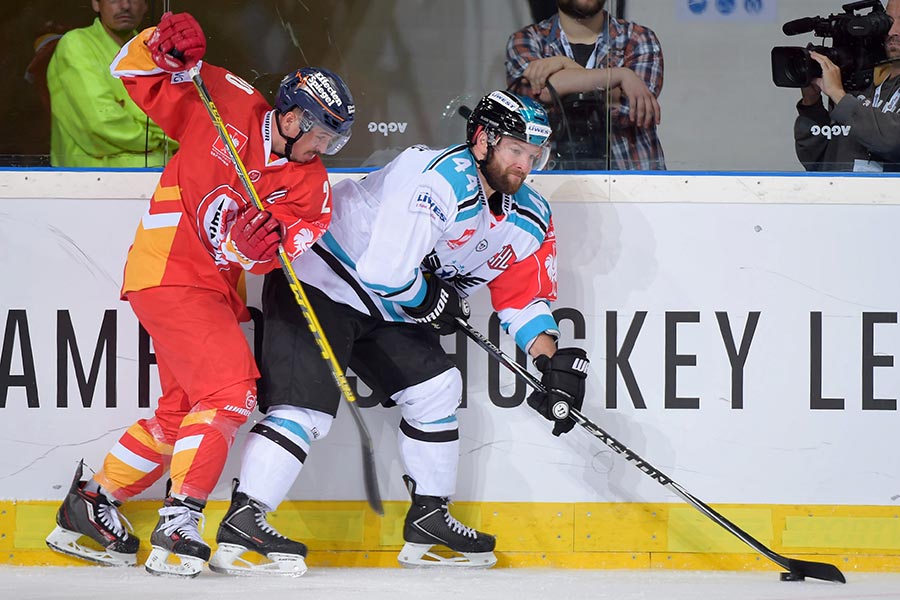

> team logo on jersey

[
  {"left": 249, "top": 170, "right": 262, "bottom": 183},
  {"left": 435, "top": 265, "right": 460, "bottom": 280},
  {"left": 545, "top": 253, "right": 558, "bottom": 296},
  {"left": 488, "top": 244, "right": 517, "bottom": 271},
  {"left": 211, "top": 124, "right": 249, "bottom": 167},
  {"left": 446, "top": 228, "right": 476, "bottom": 249},
  {"left": 196, "top": 185, "right": 244, "bottom": 267},
  {"left": 447, "top": 272, "right": 487, "bottom": 291},
  {"left": 475, "top": 240, "right": 489, "bottom": 252},
  {"left": 411, "top": 188, "right": 447, "bottom": 224},
  {"left": 290, "top": 227, "right": 317, "bottom": 259}
]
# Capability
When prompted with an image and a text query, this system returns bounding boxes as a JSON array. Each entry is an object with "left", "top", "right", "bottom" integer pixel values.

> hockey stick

[
  {"left": 188, "top": 65, "right": 383, "bottom": 516},
  {"left": 455, "top": 317, "right": 846, "bottom": 584}
]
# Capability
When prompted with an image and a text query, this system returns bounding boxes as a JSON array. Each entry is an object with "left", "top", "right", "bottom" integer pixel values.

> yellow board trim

[{"left": 9, "top": 500, "right": 900, "bottom": 571}]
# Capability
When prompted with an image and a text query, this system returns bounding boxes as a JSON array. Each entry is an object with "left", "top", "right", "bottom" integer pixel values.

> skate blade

[
  {"left": 45, "top": 526, "right": 136, "bottom": 567},
  {"left": 398, "top": 542, "right": 497, "bottom": 569},
  {"left": 209, "top": 543, "right": 307, "bottom": 577},
  {"left": 144, "top": 546, "right": 206, "bottom": 578}
]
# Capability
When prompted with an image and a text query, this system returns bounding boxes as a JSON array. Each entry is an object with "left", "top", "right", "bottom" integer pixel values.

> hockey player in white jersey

[{"left": 210, "top": 90, "right": 590, "bottom": 574}]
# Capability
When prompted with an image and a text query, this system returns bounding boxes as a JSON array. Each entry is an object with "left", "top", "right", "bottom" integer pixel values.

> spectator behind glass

[
  {"left": 794, "top": 0, "right": 900, "bottom": 172},
  {"left": 506, "top": 0, "right": 665, "bottom": 170},
  {"left": 46, "top": 0, "right": 175, "bottom": 167},
  {"left": 25, "top": 21, "right": 73, "bottom": 115}
]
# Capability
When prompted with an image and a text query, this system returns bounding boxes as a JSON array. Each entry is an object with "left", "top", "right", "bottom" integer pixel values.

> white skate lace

[
  {"left": 158, "top": 506, "right": 205, "bottom": 543},
  {"left": 441, "top": 502, "right": 476, "bottom": 539},
  {"left": 254, "top": 510, "right": 287, "bottom": 539},
  {"left": 97, "top": 502, "right": 133, "bottom": 539}
]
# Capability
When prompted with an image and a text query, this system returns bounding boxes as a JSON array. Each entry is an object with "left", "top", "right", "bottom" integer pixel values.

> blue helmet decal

[{"left": 513, "top": 94, "right": 552, "bottom": 147}]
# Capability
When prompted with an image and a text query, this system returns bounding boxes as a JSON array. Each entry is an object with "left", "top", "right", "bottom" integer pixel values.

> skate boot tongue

[{"left": 145, "top": 497, "right": 211, "bottom": 578}]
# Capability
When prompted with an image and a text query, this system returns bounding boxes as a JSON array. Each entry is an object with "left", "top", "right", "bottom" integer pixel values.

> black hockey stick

[
  {"left": 455, "top": 317, "right": 846, "bottom": 584},
  {"left": 187, "top": 66, "right": 383, "bottom": 515}
]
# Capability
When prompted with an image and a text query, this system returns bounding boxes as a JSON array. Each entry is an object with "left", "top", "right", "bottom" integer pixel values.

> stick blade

[
  {"left": 786, "top": 558, "right": 846, "bottom": 583},
  {"left": 361, "top": 443, "right": 384, "bottom": 515}
]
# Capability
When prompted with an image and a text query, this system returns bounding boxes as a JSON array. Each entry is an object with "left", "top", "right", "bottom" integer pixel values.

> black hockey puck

[{"left": 780, "top": 572, "right": 806, "bottom": 582}]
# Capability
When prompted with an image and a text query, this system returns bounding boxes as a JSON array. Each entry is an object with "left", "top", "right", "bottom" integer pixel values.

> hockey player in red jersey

[
  {"left": 45, "top": 12, "right": 355, "bottom": 578},
  {"left": 208, "top": 91, "right": 590, "bottom": 574}
]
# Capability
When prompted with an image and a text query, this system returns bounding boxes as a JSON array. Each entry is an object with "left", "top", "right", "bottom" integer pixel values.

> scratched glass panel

[{"left": 1, "top": 0, "right": 897, "bottom": 172}]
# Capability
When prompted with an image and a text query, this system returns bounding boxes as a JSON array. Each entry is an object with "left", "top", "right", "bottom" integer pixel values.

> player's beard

[
  {"left": 481, "top": 152, "right": 527, "bottom": 195},
  {"left": 557, "top": 0, "right": 606, "bottom": 20}
]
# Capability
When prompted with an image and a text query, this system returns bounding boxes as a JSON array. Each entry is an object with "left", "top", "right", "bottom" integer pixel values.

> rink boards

[{"left": 1, "top": 169, "right": 899, "bottom": 571}]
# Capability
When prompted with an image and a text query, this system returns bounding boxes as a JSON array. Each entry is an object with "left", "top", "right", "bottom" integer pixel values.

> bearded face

[
  {"left": 886, "top": 0, "right": 900, "bottom": 61},
  {"left": 481, "top": 146, "right": 528, "bottom": 196},
  {"left": 557, "top": 0, "right": 607, "bottom": 20}
]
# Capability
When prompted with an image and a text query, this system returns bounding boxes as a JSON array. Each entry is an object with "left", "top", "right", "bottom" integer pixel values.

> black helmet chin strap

[
  {"left": 274, "top": 110, "right": 304, "bottom": 159},
  {"left": 476, "top": 144, "right": 495, "bottom": 173},
  {"left": 471, "top": 125, "right": 497, "bottom": 173}
]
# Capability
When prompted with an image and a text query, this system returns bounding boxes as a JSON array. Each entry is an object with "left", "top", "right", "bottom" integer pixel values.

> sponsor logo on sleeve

[{"left": 411, "top": 187, "right": 448, "bottom": 223}]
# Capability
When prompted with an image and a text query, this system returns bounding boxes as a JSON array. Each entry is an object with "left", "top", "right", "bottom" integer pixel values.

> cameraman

[{"left": 795, "top": 0, "right": 900, "bottom": 171}]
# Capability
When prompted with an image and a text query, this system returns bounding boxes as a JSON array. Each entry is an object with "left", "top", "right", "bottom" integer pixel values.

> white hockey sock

[
  {"left": 238, "top": 415, "right": 311, "bottom": 511},
  {"left": 398, "top": 417, "right": 459, "bottom": 497}
]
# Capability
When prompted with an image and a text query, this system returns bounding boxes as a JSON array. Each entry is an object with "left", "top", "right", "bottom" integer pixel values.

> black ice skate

[
  {"left": 209, "top": 479, "right": 308, "bottom": 577},
  {"left": 398, "top": 475, "right": 497, "bottom": 568},
  {"left": 144, "top": 495, "right": 210, "bottom": 578},
  {"left": 45, "top": 460, "right": 139, "bottom": 567}
]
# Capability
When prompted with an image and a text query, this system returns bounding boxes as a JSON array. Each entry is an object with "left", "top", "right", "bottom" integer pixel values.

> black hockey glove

[
  {"left": 527, "top": 347, "right": 589, "bottom": 436},
  {"left": 403, "top": 273, "right": 470, "bottom": 335}
]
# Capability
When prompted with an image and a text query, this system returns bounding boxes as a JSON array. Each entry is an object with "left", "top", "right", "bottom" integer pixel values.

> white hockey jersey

[{"left": 294, "top": 144, "right": 559, "bottom": 351}]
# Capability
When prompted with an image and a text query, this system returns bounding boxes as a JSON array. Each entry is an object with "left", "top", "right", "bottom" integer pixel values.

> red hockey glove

[
  {"left": 229, "top": 206, "right": 284, "bottom": 263},
  {"left": 527, "top": 348, "right": 589, "bottom": 436},
  {"left": 147, "top": 12, "right": 206, "bottom": 72},
  {"left": 402, "top": 273, "right": 470, "bottom": 335}
]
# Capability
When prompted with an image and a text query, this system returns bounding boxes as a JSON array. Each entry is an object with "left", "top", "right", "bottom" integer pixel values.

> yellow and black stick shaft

[{"left": 187, "top": 66, "right": 383, "bottom": 515}]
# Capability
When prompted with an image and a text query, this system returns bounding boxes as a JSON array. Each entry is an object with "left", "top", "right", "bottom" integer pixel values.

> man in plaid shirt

[{"left": 506, "top": 0, "right": 665, "bottom": 170}]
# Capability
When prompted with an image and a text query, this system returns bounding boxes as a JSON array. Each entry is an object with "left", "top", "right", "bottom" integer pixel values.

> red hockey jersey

[{"left": 111, "top": 29, "right": 332, "bottom": 320}]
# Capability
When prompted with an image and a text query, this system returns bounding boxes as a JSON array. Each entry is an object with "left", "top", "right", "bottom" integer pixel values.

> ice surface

[{"left": 1, "top": 566, "right": 897, "bottom": 600}]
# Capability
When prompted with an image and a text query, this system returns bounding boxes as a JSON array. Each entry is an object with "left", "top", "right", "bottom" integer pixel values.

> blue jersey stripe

[
  {"left": 512, "top": 313, "right": 558, "bottom": 351},
  {"left": 263, "top": 416, "right": 311, "bottom": 445},
  {"left": 505, "top": 212, "right": 544, "bottom": 244},
  {"left": 321, "top": 231, "right": 357, "bottom": 269}
]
